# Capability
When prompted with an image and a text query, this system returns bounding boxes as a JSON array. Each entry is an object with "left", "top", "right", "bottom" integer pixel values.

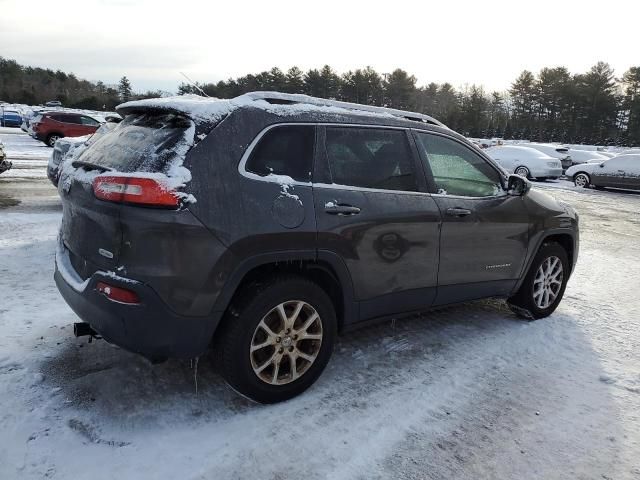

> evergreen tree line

[
  {"left": 2, "top": 56, "right": 640, "bottom": 145},
  {"left": 0, "top": 57, "right": 162, "bottom": 110},
  {"left": 179, "top": 62, "right": 640, "bottom": 146}
]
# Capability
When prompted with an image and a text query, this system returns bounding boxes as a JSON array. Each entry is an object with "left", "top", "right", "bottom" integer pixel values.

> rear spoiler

[{"left": 116, "top": 95, "right": 235, "bottom": 130}]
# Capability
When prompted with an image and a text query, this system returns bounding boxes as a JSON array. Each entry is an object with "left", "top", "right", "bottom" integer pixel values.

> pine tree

[
  {"left": 319, "top": 65, "right": 341, "bottom": 99},
  {"left": 118, "top": 76, "right": 132, "bottom": 102},
  {"left": 621, "top": 67, "right": 640, "bottom": 145},
  {"left": 383, "top": 69, "right": 416, "bottom": 110},
  {"left": 303, "top": 69, "right": 323, "bottom": 97},
  {"left": 285, "top": 67, "right": 305, "bottom": 94}
]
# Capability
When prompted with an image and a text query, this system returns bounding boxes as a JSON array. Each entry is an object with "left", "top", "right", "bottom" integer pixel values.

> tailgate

[{"left": 60, "top": 177, "right": 122, "bottom": 278}]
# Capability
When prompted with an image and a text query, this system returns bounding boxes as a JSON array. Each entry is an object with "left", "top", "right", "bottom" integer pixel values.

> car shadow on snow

[
  {"left": 37, "top": 296, "right": 627, "bottom": 477},
  {"left": 40, "top": 300, "right": 522, "bottom": 419}
]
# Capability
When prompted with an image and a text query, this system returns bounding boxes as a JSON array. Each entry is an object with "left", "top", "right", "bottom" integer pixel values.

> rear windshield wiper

[{"left": 71, "top": 160, "right": 113, "bottom": 172}]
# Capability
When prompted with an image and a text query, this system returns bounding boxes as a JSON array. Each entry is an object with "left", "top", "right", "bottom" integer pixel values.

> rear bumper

[
  {"left": 533, "top": 167, "right": 563, "bottom": 179},
  {"left": 54, "top": 245, "right": 222, "bottom": 360}
]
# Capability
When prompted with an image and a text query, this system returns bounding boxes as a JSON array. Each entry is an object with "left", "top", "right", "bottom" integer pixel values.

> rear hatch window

[{"left": 74, "top": 112, "right": 193, "bottom": 174}]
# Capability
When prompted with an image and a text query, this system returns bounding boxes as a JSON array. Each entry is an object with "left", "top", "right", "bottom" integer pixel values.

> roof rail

[{"left": 240, "top": 91, "right": 446, "bottom": 128}]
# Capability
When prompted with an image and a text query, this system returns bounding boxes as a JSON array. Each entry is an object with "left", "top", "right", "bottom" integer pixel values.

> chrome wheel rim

[
  {"left": 515, "top": 167, "right": 529, "bottom": 178},
  {"left": 250, "top": 300, "right": 323, "bottom": 385},
  {"left": 575, "top": 174, "right": 588, "bottom": 188},
  {"left": 48, "top": 136, "right": 59, "bottom": 146},
  {"left": 533, "top": 256, "right": 563, "bottom": 309}
]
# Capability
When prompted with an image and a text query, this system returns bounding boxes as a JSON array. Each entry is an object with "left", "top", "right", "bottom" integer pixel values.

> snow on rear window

[{"left": 76, "top": 112, "right": 193, "bottom": 174}]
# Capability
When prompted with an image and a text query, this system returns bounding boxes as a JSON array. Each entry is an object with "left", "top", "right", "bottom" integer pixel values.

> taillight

[
  {"left": 92, "top": 176, "right": 179, "bottom": 207},
  {"left": 96, "top": 282, "right": 140, "bottom": 304}
]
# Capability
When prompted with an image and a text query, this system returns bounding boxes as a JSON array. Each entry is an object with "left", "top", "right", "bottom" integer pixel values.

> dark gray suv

[{"left": 54, "top": 92, "right": 579, "bottom": 403}]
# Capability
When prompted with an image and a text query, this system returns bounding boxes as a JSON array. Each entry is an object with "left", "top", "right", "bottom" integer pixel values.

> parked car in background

[
  {"left": 1, "top": 110, "right": 23, "bottom": 128},
  {"left": 0, "top": 142, "right": 11, "bottom": 175},
  {"left": 21, "top": 109, "right": 42, "bottom": 133},
  {"left": 566, "top": 154, "right": 640, "bottom": 191},
  {"left": 47, "top": 119, "right": 119, "bottom": 186},
  {"left": 522, "top": 144, "right": 572, "bottom": 170},
  {"left": 485, "top": 145, "right": 563, "bottom": 180},
  {"left": 619, "top": 148, "right": 640, "bottom": 156},
  {"left": 54, "top": 92, "right": 579, "bottom": 403},
  {"left": 31, "top": 112, "right": 102, "bottom": 147},
  {"left": 566, "top": 149, "right": 609, "bottom": 165},
  {"left": 45, "top": 100, "right": 63, "bottom": 107}
]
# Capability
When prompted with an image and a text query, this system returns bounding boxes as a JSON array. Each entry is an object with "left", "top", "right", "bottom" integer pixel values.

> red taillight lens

[
  {"left": 92, "top": 176, "right": 179, "bottom": 207},
  {"left": 96, "top": 282, "right": 140, "bottom": 304}
]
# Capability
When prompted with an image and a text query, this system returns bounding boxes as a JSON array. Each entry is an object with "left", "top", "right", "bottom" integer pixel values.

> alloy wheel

[
  {"left": 532, "top": 256, "right": 563, "bottom": 309},
  {"left": 515, "top": 167, "right": 529, "bottom": 178},
  {"left": 250, "top": 300, "right": 323, "bottom": 385},
  {"left": 574, "top": 173, "right": 589, "bottom": 188}
]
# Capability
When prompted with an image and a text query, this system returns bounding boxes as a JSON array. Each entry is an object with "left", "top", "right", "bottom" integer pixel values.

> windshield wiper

[{"left": 71, "top": 160, "right": 113, "bottom": 172}]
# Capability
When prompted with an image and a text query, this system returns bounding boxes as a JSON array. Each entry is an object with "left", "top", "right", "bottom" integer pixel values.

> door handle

[
  {"left": 325, "top": 204, "right": 361, "bottom": 215},
  {"left": 446, "top": 207, "right": 472, "bottom": 217}
]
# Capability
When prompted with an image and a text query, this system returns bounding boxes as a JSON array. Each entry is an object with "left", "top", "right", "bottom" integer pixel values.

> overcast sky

[{"left": 1, "top": 0, "right": 638, "bottom": 94}]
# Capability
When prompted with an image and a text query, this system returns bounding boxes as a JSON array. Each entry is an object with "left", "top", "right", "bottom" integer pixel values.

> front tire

[
  {"left": 573, "top": 172, "right": 590, "bottom": 188},
  {"left": 508, "top": 242, "right": 569, "bottom": 319},
  {"left": 218, "top": 275, "right": 337, "bottom": 403}
]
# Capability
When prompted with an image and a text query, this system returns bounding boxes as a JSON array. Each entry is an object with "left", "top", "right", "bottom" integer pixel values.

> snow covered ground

[
  {"left": 1, "top": 131, "right": 640, "bottom": 479},
  {"left": 0, "top": 128, "right": 50, "bottom": 179}
]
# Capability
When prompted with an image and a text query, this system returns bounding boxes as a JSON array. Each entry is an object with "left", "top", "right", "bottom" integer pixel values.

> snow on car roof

[
  {"left": 117, "top": 92, "right": 446, "bottom": 127},
  {"left": 486, "top": 145, "right": 555, "bottom": 159}
]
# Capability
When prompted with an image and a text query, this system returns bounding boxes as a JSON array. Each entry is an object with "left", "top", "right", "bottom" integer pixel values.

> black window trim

[
  {"left": 239, "top": 122, "right": 437, "bottom": 195},
  {"left": 411, "top": 129, "right": 508, "bottom": 199},
  {"left": 238, "top": 122, "right": 317, "bottom": 186}
]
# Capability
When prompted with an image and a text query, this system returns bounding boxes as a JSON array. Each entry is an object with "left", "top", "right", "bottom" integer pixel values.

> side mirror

[
  {"left": 507, "top": 174, "right": 531, "bottom": 196},
  {"left": 599, "top": 163, "right": 605, "bottom": 168}
]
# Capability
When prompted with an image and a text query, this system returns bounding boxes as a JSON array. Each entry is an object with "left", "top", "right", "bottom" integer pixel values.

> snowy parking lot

[{"left": 1, "top": 130, "right": 639, "bottom": 479}]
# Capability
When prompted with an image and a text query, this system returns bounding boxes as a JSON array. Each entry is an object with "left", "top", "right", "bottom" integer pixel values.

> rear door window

[
  {"left": 325, "top": 127, "right": 417, "bottom": 192},
  {"left": 245, "top": 125, "right": 314, "bottom": 182},
  {"left": 80, "top": 116, "right": 100, "bottom": 126},
  {"left": 52, "top": 114, "right": 80, "bottom": 124}
]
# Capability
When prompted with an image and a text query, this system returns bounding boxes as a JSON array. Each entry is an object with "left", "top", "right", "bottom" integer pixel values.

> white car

[
  {"left": 521, "top": 143, "right": 572, "bottom": 170},
  {"left": 565, "top": 149, "right": 609, "bottom": 165},
  {"left": 566, "top": 154, "right": 640, "bottom": 190},
  {"left": 485, "top": 145, "right": 563, "bottom": 180}
]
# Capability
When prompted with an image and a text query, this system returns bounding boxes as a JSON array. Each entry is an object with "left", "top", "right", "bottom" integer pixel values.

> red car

[{"left": 31, "top": 112, "right": 102, "bottom": 147}]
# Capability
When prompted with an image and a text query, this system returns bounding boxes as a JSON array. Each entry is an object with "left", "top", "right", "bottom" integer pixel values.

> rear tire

[
  {"left": 218, "top": 274, "right": 337, "bottom": 403},
  {"left": 508, "top": 242, "right": 569, "bottom": 320},
  {"left": 573, "top": 172, "right": 590, "bottom": 188},
  {"left": 515, "top": 166, "right": 530, "bottom": 179},
  {"left": 46, "top": 134, "right": 63, "bottom": 147}
]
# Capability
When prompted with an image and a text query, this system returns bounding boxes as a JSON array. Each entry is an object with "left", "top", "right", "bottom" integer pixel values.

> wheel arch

[
  {"left": 513, "top": 229, "right": 577, "bottom": 294},
  {"left": 210, "top": 250, "right": 357, "bottom": 340},
  {"left": 46, "top": 132, "right": 64, "bottom": 144},
  {"left": 573, "top": 171, "right": 591, "bottom": 184}
]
